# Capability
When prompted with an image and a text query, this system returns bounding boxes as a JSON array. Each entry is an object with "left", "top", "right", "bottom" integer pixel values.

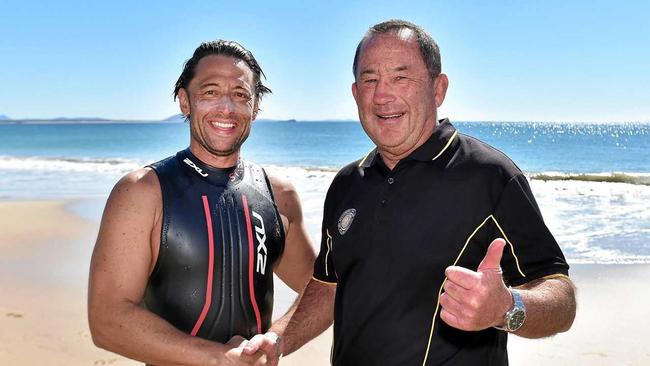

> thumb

[{"left": 478, "top": 238, "right": 506, "bottom": 272}]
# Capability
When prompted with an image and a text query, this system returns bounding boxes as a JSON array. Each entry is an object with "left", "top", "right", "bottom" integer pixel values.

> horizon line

[{"left": 1, "top": 116, "right": 649, "bottom": 124}]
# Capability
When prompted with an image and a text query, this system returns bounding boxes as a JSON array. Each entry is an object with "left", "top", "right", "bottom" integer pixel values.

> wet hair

[
  {"left": 353, "top": 19, "right": 441, "bottom": 79},
  {"left": 173, "top": 39, "right": 271, "bottom": 101}
]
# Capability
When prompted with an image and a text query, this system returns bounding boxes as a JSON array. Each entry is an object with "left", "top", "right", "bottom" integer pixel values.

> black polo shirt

[{"left": 313, "top": 119, "right": 569, "bottom": 366}]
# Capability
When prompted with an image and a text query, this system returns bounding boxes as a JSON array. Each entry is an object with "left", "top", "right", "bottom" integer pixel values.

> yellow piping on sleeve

[
  {"left": 491, "top": 215, "right": 526, "bottom": 278},
  {"left": 312, "top": 277, "right": 337, "bottom": 285},
  {"left": 325, "top": 229, "right": 333, "bottom": 277},
  {"left": 421, "top": 214, "right": 525, "bottom": 366}
]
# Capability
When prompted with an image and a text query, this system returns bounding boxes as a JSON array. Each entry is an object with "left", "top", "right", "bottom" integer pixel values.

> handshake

[{"left": 226, "top": 331, "right": 284, "bottom": 366}]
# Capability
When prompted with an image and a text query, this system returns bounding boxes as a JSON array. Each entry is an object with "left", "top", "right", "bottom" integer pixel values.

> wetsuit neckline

[{"left": 178, "top": 148, "right": 244, "bottom": 186}]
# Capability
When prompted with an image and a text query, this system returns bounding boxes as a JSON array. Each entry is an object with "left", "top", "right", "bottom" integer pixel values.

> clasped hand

[{"left": 226, "top": 332, "right": 282, "bottom": 366}]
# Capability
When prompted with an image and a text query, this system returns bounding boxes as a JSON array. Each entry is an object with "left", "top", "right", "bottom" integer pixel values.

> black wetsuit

[{"left": 144, "top": 149, "right": 284, "bottom": 342}]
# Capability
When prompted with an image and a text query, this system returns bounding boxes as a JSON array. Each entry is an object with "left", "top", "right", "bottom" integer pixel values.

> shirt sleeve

[{"left": 492, "top": 174, "right": 569, "bottom": 287}]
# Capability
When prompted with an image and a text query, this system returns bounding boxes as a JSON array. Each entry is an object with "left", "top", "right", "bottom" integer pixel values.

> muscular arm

[
  {"left": 88, "top": 169, "right": 261, "bottom": 366},
  {"left": 268, "top": 175, "right": 316, "bottom": 293}
]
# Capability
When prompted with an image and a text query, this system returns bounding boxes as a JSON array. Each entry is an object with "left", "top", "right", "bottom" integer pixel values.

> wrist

[{"left": 494, "top": 288, "right": 526, "bottom": 332}]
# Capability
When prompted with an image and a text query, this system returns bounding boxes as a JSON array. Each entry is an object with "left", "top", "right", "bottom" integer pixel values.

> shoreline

[{"left": 1, "top": 199, "right": 649, "bottom": 365}]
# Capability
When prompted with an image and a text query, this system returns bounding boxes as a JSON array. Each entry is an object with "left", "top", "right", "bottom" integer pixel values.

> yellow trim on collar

[
  {"left": 358, "top": 148, "right": 375, "bottom": 167},
  {"left": 431, "top": 130, "right": 458, "bottom": 162}
]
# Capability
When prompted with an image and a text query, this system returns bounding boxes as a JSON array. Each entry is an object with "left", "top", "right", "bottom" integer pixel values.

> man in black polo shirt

[{"left": 244, "top": 19, "right": 576, "bottom": 365}]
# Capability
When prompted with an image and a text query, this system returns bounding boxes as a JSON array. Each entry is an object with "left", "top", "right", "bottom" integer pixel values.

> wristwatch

[{"left": 495, "top": 289, "right": 526, "bottom": 332}]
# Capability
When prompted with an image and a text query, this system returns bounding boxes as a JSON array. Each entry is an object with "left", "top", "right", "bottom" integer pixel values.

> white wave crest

[{"left": 0, "top": 155, "right": 146, "bottom": 174}]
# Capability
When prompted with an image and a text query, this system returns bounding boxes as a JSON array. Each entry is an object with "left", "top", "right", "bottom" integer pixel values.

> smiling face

[
  {"left": 178, "top": 54, "right": 258, "bottom": 167},
  {"left": 352, "top": 32, "right": 448, "bottom": 169}
]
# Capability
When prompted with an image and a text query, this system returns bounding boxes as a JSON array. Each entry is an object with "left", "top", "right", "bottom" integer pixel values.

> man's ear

[
  {"left": 351, "top": 81, "right": 359, "bottom": 105},
  {"left": 434, "top": 74, "right": 449, "bottom": 108},
  {"left": 178, "top": 88, "right": 190, "bottom": 117},
  {"left": 252, "top": 97, "right": 260, "bottom": 121}
]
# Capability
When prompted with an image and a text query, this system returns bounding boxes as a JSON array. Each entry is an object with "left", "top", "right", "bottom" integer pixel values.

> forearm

[
  {"left": 514, "top": 277, "right": 577, "bottom": 338},
  {"left": 276, "top": 279, "right": 335, "bottom": 355},
  {"left": 89, "top": 300, "right": 239, "bottom": 366}
]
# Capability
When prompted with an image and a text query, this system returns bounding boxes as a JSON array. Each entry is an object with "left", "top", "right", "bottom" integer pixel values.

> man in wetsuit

[
  {"left": 244, "top": 20, "right": 577, "bottom": 365},
  {"left": 88, "top": 40, "right": 315, "bottom": 366}
]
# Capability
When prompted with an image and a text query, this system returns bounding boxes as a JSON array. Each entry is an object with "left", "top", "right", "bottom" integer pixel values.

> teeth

[
  {"left": 211, "top": 122, "right": 235, "bottom": 128},
  {"left": 379, "top": 113, "right": 403, "bottom": 119}
]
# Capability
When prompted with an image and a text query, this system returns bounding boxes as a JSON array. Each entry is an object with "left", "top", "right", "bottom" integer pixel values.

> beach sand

[{"left": 0, "top": 200, "right": 648, "bottom": 365}]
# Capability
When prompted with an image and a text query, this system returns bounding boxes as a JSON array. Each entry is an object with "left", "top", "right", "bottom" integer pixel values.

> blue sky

[{"left": 1, "top": 0, "right": 648, "bottom": 122}]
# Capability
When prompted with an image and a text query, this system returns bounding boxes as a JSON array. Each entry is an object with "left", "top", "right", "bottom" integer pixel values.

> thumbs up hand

[{"left": 439, "top": 238, "right": 513, "bottom": 331}]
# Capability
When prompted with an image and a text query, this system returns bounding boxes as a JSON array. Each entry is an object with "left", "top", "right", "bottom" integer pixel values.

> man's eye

[
  {"left": 235, "top": 92, "right": 251, "bottom": 100},
  {"left": 395, "top": 76, "right": 406, "bottom": 81},
  {"left": 363, "top": 79, "right": 377, "bottom": 84},
  {"left": 204, "top": 90, "right": 216, "bottom": 96}
]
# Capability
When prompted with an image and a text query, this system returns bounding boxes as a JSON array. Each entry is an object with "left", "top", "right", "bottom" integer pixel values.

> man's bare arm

[
  {"left": 269, "top": 175, "right": 316, "bottom": 293},
  {"left": 88, "top": 169, "right": 262, "bottom": 366},
  {"left": 513, "top": 276, "right": 576, "bottom": 338},
  {"left": 243, "top": 278, "right": 335, "bottom": 361},
  {"left": 238, "top": 176, "right": 317, "bottom": 366},
  {"left": 278, "top": 279, "right": 336, "bottom": 354}
]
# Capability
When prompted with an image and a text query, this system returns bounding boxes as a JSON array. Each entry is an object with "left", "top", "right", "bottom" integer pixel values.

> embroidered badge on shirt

[{"left": 338, "top": 208, "right": 356, "bottom": 235}]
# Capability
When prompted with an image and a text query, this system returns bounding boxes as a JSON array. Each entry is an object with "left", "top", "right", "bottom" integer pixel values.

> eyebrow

[
  {"left": 199, "top": 82, "right": 220, "bottom": 89},
  {"left": 198, "top": 82, "right": 251, "bottom": 92}
]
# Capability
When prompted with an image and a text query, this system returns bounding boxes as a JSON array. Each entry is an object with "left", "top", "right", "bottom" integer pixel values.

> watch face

[{"left": 508, "top": 310, "right": 526, "bottom": 331}]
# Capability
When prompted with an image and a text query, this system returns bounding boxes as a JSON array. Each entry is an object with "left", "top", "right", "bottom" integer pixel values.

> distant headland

[{"left": 0, "top": 114, "right": 318, "bottom": 124}]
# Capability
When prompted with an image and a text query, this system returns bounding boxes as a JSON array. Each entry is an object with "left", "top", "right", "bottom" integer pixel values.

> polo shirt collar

[
  {"left": 358, "top": 118, "right": 458, "bottom": 169},
  {"left": 409, "top": 118, "right": 457, "bottom": 162}
]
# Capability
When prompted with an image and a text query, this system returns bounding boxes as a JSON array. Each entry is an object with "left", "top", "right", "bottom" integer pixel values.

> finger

[
  {"left": 478, "top": 238, "right": 506, "bottom": 272},
  {"left": 442, "top": 277, "right": 469, "bottom": 302},
  {"left": 227, "top": 335, "right": 248, "bottom": 348},
  {"left": 440, "top": 307, "right": 462, "bottom": 329},
  {"left": 243, "top": 334, "right": 280, "bottom": 359},
  {"left": 445, "top": 266, "right": 480, "bottom": 289},
  {"left": 243, "top": 334, "right": 267, "bottom": 354},
  {"left": 439, "top": 291, "right": 463, "bottom": 318}
]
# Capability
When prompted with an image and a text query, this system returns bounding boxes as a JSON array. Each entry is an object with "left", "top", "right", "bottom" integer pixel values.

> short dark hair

[
  {"left": 353, "top": 19, "right": 441, "bottom": 79},
  {"left": 173, "top": 39, "right": 271, "bottom": 101}
]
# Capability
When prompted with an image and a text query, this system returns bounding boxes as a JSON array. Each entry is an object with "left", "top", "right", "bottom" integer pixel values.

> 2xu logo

[
  {"left": 183, "top": 158, "right": 208, "bottom": 177},
  {"left": 252, "top": 211, "right": 267, "bottom": 275}
]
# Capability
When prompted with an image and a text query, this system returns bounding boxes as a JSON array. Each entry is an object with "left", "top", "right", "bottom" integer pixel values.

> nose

[
  {"left": 212, "top": 94, "right": 236, "bottom": 114},
  {"left": 372, "top": 78, "right": 396, "bottom": 105}
]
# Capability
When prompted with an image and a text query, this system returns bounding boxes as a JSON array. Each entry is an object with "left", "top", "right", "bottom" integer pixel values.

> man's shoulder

[
  {"left": 335, "top": 159, "right": 366, "bottom": 180},
  {"left": 148, "top": 152, "right": 181, "bottom": 173},
  {"left": 118, "top": 167, "right": 160, "bottom": 189},
  {"left": 453, "top": 133, "right": 522, "bottom": 179},
  {"left": 265, "top": 170, "right": 296, "bottom": 198},
  {"left": 110, "top": 167, "right": 161, "bottom": 205}
]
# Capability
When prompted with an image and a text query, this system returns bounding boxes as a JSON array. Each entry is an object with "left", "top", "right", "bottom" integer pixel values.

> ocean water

[{"left": 1, "top": 120, "right": 649, "bottom": 264}]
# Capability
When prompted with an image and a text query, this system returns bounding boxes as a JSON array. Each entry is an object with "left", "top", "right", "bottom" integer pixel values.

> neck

[
  {"left": 189, "top": 142, "right": 239, "bottom": 168},
  {"left": 378, "top": 119, "right": 439, "bottom": 170}
]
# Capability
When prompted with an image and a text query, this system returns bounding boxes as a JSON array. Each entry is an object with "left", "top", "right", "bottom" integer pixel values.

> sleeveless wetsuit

[{"left": 144, "top": 149, "right": 285, "bottom": 343}]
